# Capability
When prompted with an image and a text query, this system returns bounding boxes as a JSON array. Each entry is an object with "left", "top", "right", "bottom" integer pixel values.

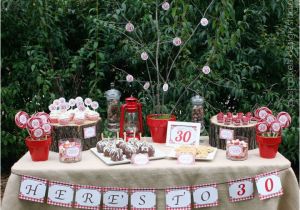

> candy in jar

[
  {"left": 191, "top": 95, "right": 205, "bottom": 133},
  {"left": 59, "top": 138, "right": 82, "bottom": 163},
  {"left": 226, "top": 137, "right": 248, "bottom": 161}
]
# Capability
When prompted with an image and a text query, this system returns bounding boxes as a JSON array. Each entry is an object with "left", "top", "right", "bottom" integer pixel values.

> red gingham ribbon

[
  {"left": 47, "top": 181, "right": 75, "bottom": 208},
  {"left": 228, "top": 177, "right": 254, "bottom": 202},
  {"left": 74, "top": 184, "right": 102, "bottom": 210},
  {"left": 192, "top": 183, "right": 219, "bottom": 208},
  {"left": 102, "top": 187, "right": 128, "bottom": 210},
  {"left": 165, "top": 186, "right": 191, "bottom": 210},
  {"left": 130, "top": 188, "right": 156, "bottom": 210},
  {"left": 18, "top": 175, "right": 47, "bottom": 203},
  {"left": 255, "top": 170, "right": 283, "bottom": 200}
]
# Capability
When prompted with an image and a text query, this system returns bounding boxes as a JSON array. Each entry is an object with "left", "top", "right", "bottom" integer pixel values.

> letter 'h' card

[{"left": 19, "top": 175, "right": 47, "bottom": 203}]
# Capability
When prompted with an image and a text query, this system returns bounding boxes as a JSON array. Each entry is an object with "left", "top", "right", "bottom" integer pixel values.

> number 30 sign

[{"left": 166, "top": 121, "right": 201, "bottom": 147}]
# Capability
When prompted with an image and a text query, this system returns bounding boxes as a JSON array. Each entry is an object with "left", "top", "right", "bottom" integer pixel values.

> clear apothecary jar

[
  {"left": 191, "top": 95, "right": 205, "bottom": 133},
  {"left": 226, "top": 136, "right": 248, "bottom": 161},
  {"left": 58, "top": 138, "right": 82, "bottom": 163},
  {"left": 105, "top": 83, "right": 121, "bottom": 132}
]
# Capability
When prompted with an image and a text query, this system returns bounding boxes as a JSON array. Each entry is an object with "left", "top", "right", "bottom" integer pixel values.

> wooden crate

[{"left": 50, "top": 119, "right": 102, "bottom": 152}]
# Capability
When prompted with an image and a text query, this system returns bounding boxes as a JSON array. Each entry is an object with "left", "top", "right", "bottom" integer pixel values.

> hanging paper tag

[
  {"left": 165, "top": 186, "right": 191, "bottom": 209},
  {"left": 255, "top": 171, "right": 283, "bottom": 200},
  {"left": 228, "top": 177, "right": 254, "bottom": 202},
  {"left": 47, "top": 181, "right": 75, "bottom": 208},
  {"left": 219, "top": 128, "right": 234, "bottom": 140},
  {"left": 74, "top": 185, "right": 101, "bottom": 209},
  {"left": 130, "top": 188, "right": 156, "bottom": 210},
  {"left": 131, "top": 154, "right": 149, "bottom": 165},
  {"left": 84, "top": 126, "right": 96, "bottom": 139},
  {"left": 19, "top": 175, "right": 47, "bottom": 203},
  {"left": 192, "top": 183, "right": 219, "bottom": 208},
  {"left": 177, "top": 153, "right": 195, "bottom": 165},
  {"left": 166, "top": 121, "right": 201, "bottom": 147},
  {"left": 103, "top": 187, "right": 129, "bottom": 209}
]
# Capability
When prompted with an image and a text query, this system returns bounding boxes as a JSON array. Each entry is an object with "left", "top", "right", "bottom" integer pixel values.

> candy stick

[
  {"left": 133, "top": 128, "right": 136, "bottom": 140},
  {"left": 124, "top": 132, "right": 127, "bottom": 141},
  {"left": 139, "top": 132, "right": 142, "bottom": 140},
  {"left": 117, "top": 131, "right": 119, "bottom": 140},
  {"left": 101, "top": 133, "right": 104, "bottom": 140}
]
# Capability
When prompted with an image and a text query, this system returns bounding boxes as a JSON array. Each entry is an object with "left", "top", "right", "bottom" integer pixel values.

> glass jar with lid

[
  {"left": 191, "top": 95, "right": 205, "bottom": 133},
  {"left": 105, "top": 83, "right": 121, "bottom": 132}
]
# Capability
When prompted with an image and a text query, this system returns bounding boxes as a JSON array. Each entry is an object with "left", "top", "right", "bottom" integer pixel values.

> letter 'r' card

[
  {"left": 19, "top": 175, "right": 47, "bottom": 203},
  {"left": 74, "top": 185, "right": 102, "bottom": 209}
]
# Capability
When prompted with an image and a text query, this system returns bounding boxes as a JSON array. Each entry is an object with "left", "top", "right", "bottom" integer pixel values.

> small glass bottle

[
  {"left": 191, "top": 95, "right": 205, "bottom": 133},
  {"left": 105, "top": 83, "right": 121, "bottom": 132},
  {"left": 226, "top": 136, "right": 248, "bottom": 161},
  {"left": 59, "top": 138, "right": 82, "bottom": 163}
]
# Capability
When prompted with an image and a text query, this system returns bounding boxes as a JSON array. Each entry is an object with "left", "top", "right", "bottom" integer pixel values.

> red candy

[
  {"left": 277, "top": 112, "right": 291, "bottom": 128},
  {"left": 270, "top": 121, "right": 281, "bottom": 133},
  {"left": 256, "top": 122, "right": 268, "bottom": 133},
  {"left": 15, "top": 111, "right": 30, "bottom": 129},
  {"left": 266, "top": 114, "right": 276, "bottom": 125},
  {"left": 27, "top": 117, "right": 43, "bottom": 130},
  {"left": 257, "top": 107, "right": 272, "bottom": 120},
  {"left": 30, "top": 127, "right": 45, "bottom": 140}
]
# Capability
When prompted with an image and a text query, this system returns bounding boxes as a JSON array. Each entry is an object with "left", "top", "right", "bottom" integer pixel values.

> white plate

[
  {"left": 168, "top": 147, "right": 218, "bottom": 161},
  {"left": 90, "top": 147, "right": 166, "bottom": 166}
]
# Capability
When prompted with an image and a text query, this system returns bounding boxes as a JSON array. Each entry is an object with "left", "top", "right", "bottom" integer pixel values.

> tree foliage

[{"left": 1, "top": 0, "right": 299, "bottom": 169}]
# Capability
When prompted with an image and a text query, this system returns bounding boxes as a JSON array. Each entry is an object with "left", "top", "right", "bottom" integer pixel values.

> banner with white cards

[{"left": 17, "top": 170, "right": 284, "bottom": 209}]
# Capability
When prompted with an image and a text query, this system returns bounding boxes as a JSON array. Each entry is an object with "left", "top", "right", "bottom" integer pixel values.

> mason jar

[
  {"left": 105, "top": 83, "right": 121, "bottom": 132},
  {"left": 191, "top": 95, "right": 205, "bottom": 133}
]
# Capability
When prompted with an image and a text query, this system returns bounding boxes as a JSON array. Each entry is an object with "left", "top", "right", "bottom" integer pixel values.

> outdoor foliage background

[{"left": 1, "top": 0, "right": 299, "bottom": 170}]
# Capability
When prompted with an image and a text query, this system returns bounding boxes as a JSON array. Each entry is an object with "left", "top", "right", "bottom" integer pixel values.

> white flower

[
  {"left": 162, "top": 2, "right": 170, "bottom": 11},
  {"left": 172, "top": 37, "right": 182, "bottom": 46},
  {"left": 125, "top": 22, "right": 134, "bottom": 32},
  {"left": 126, "top": 74, "right": 134, "bottom": 82},
  {"left": 162, "top": 83, "right": 169, "bottom": 92},
  {"left": 84, "top": 98, "right": 92, "bottom": 106},
  {"left": 143, "top": 82, "right": 150, "bottom": 90},
  {"left": 53, "top": 99, "right": 60, "bottom": 106},
  {"left": 75, "top": 96, "right": 83, "bottom": 103},
  {"left": 48, "top": 104, "right": 56, "bottom": 112},
  {"left": 200, "top": 18, "right": 209, "bottom": 26},
  {"left": 202, "top": 65, "right": 211, "bottom": 74},
  {"left": 58, "top": 97, "right": 66, "bottom": 104},
  {"left": 91, "top": 101, "right": 99, "bottom": 110},
  {"left": 141, "top": 52, "right": 149, "bottom": 61}
]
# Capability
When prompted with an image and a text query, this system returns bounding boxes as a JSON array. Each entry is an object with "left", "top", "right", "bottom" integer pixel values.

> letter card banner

[
  {"left": 102, "top": 187, "right": 128, "bottom": 210},
  {"left": 228, "top": 177, "right": 254, "bottom": 202},
  {"left": 19, "top": 175, "right": 47, "bottom": 203},
  {"left": 165, "top": 186, "right": 191, "bottom": 210},
  {"left": 74, "top": 185, "right": 101, "bottom": 210},
  {"left": 192, "top": 183, "right": 219, "bottom": 208},
  {"left": 130, "top": 188, "right": 156, "bottom": 210},
  {"left": 255, "top": 170, "right": 283, "bottom": 200},
  {"left": 47, "top": 181, "right": 75, "bottom": 208}
]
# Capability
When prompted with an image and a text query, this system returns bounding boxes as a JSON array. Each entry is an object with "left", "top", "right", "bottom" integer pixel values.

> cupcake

[
  {"left": 86, "top": 110, "right": 100, "bottom": 121},
  {"left": 49, "top": 111, "right": 60, "bottom": 123},
  {"left": 74, "top": 112, "right": 85, "bottom": 125},
  {"left": 58, "top": 113, "right": 70, "bottom": 125}
]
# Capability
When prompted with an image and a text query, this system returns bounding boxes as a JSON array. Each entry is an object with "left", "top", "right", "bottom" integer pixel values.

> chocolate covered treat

[
  {"left": 124, "top": 144, "right": 138, "bottom": 159},
  {"left": 96, "top": 140, "right": 108, "bottom": 153},
  {"left": 115, "top": 139, "right": 125, "bottom": 148},
  {"left": 110, "top": 148, "right": 124, "bottom": 161},
  {"left": 103, "top": 144, "right": 116, "bottom": 157},
  {"left": 147, "top": 144, "right": 155, "bottom": 157}
]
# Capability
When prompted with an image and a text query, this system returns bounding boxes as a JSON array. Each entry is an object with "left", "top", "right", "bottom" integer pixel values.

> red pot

[
  {"left": 25, "top": 136, "right": 52, "bottom": 161},
  {"left": 146, "top": 114, "right": 176, "bottom": 143},
  {"left": 256, "top": 135, "right": 282, "bottom": 158}
]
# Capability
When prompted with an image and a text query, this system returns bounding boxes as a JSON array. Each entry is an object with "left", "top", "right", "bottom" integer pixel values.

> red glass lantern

[{"left": 119, "top": 97, "right": 143, "bottom": 141}]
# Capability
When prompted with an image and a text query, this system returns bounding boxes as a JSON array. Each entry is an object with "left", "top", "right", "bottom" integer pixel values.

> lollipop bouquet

[
  {"left": 15, "top": 111, "right": 52, "bottom": 161},
  {"left": 255, "top": 107, "right": 291, "bottom": 158}
]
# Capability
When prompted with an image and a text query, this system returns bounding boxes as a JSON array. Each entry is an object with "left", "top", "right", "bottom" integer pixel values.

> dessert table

[{"left": 2, "top": 136, "right": 299, "bottom": 210}]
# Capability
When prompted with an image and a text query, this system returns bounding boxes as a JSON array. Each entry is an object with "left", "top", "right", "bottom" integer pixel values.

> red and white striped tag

[
  {"left": 192, "top": 183, "right": 219, "bottom": 208},
  {"left": 102, "top": 187, "right": 129, "bottom": 210},
  {"left": 19, "top": 175, "right": 47, "bottom": 203},
  {"left": 228, "top": 177, "right": 254, "bottom": 202},
  {"left": 47, "top": 181, "right": 75, "bottom": 208},
  {"left": 165, "top": 186, "right": 191, "bottom": 210},
  {"left": 74, "top": 185, "right": 102, "bottom": 210},
  {"left": 255, "top": 171, "right": 283, "bottom": 200},
  {"left": 130, "top": 188, "right": 156, "bottom": 210}
]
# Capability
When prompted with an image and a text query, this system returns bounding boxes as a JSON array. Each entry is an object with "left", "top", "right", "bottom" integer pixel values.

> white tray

[
  {"left": 90, "top": 147, "right": 166, "bottom": 166},
  {"left": 168, "top": 147, "right": 218, "bottom": 161}
]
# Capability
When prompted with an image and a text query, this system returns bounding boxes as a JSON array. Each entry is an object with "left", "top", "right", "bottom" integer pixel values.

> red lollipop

[
  {"left": 27, "top": 117, "right": 43, "bottom": 130},
  {"left": 15, "top": 111, "right": 30, "bottom": 129},
  {"left": 34, "top": 112, "right": 50, "bottom": 124},
  {"left": 257, "top": 107, "right": 272, "bottom": 120},
  {"left": 270, "top": 121, "right": 281, "bottom": 133},
  {"left": 277, "top": 112, "right": 291, "bottom": 128},
  {"left": 30, "top": 127, "right": 45, "bottom": 140},
  {"left": 256, "top": 122, "right": 268, "bottom": 133},
  {"left": 42, "top": 123, "right": 52, "bottom": 135},
  {"left": 266, "top": 114, "right": 276, "bottom": 125}
]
